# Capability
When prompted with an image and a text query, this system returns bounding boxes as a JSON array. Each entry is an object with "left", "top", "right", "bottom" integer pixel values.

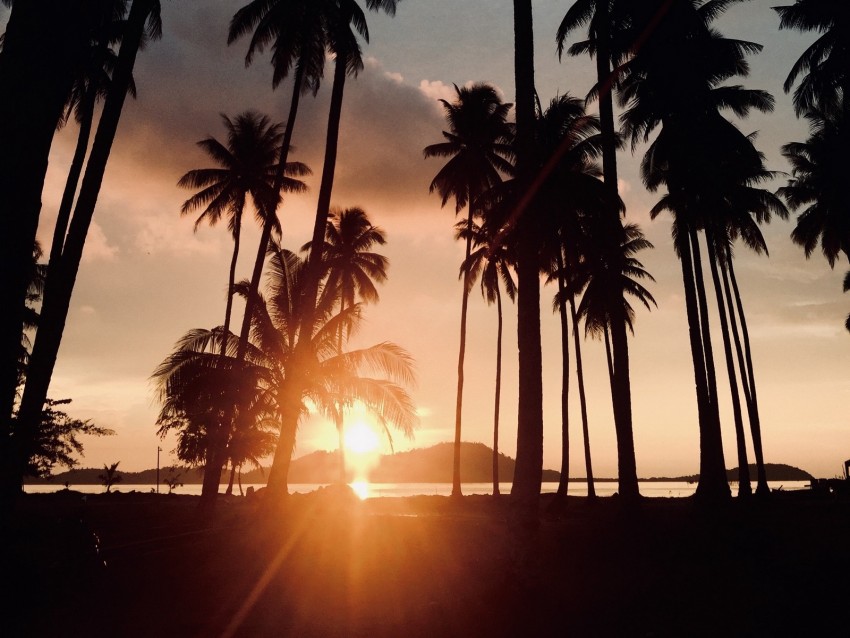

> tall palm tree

[
  {"left": 0, "top": 1, "right": 93, "bottom": 444},
  {"left": 49, "top": 1, "right": 130, "bottom": 272},
  {"left": 178, "top": 111, "right": 309, "bottom": 361},
  {"left": 424, "top": 83, "right": 513, "bottom": 497},
  {"left": 299, "top": 0, "right": 401, "bottom": 351},
  {"left": 215, "top": 0, "right": 330, "bottom": 511},
  {"left": 511, "top": 0, "right": 543, "bottom": 507},
  {"left": 530, "top": 93, "right": 608, "bottom": 503},
  {"left": 456, "top": 218, "right": 516, "bottom": 496},
  {"left": 12, "top": 0, "right": 162, "bottom": 497},
  {"left": 779, "top": 105, "right": 849, "bottom": 267},
  {"left": 620, "top": 0, "right": 773, "bottom": 502},
  {"left": 304, "top": 206, "right": 388, "bottom": 483},
  {"left": 557, "top": 1, "right": 649, "bottom": 502},
  {"left": 228, "top": 0, "right": 329, "bottom": 364},
  {"left": 774, "top": 0, "right": 849, "bottom": 118}
]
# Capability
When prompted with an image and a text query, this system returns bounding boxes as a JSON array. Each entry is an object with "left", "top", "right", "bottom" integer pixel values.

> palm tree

[
  {"left": 424, "top": 83, "right": 513, "bottom": 497},
  {"left": 620, "top": 0, "right": 773, "bottom": 502},
  {"left": 299, "top": 0, "right": 401, "bottom": 351},
  {"left": 99, "top": 461, "right": 122, "bottom": 493},
  {"left": 705, "top": 151, "right": 788, "bottom": 497},
  {"left": 456, "top": 218, "right": 516, "bottom": 496},
  {"left": 215, "top": 0, "right": 330, "bottom": 511},
  {"left": 557, "top": 0, "right": 644, "bottom": 501},
  {"left": 530, "top": 93, "right": 609, "bottom": 503},
  {"left": 234, "top": 246, "right": 417, "bottom": 498},
  {"left": 49, "top": 2, "right": 129, "bottom": 270},
  {"left": 511, "top": 0, "right": 543, "bottom": 507},
  {"left": 178, "top": 111, "right": 309, "bottom": 360},
  {"left": 0, "top": 1, "right": 94, "bottom": 442},
  {"left": 11, "top": 0, "right": 162, "bottom": 497},
  {"left": 303, "top": 206, "right": 388, "bottom": 483},
  {"left": 227, "top": 0, "right": 329, "bottom": 364},
  {"left": 779, "top": 105, "right": 849, "bottom": 267},
  {"left": 774, "top": 0, "right": 850, "bottom": 118}
]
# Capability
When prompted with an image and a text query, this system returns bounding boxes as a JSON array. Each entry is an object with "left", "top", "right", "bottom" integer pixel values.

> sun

[{"left": 344, "top": 420, "right": 380, "bottom": 455}]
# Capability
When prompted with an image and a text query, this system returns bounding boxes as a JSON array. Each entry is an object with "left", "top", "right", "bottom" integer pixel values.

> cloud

[{"left": 81, "top": 221, "right": 119, "bottom": 263}]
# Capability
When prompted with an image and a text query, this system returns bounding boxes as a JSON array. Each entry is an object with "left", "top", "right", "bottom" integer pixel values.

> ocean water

[{"left": 23, "top": 480, "right": 810, "bottom": 499}]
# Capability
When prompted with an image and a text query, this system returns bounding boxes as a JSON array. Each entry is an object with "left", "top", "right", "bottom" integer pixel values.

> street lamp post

[{"left": 156, "top": 446, "right": 161, "bottom": 494}]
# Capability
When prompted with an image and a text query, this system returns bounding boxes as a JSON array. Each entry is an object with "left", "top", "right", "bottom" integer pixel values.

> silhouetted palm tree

[
  {"left": 704, "top": 150, "right": 788, "bottom": 497},
  {"left": 456, "top": 218, "right": 516, "bottom": 496},
  {"left": 178, "top": 111, "right": 309, "bottom": 360},
  {"left": 531, "top": 93, "right": 607, "bottom": 503},
  {"left": 304, "top": 206, "right": 388, "bottom": 483},
  {"left": 299, "top": 0, "right": 401, "bottom": 348},
  {"left": 0, "top": 1, "right": 96, "bottom": 443},
  {"left": 12, "top": 0, "right": 162, "bottom": 496},
  {"left": 621, "top": 0, "right": 772, "bottom": 502},
  {"left": 49, "top": 1, "right": 130, "bottom": 272},
  {"left": 99, "top": 461, "right": 122, "bottom": 493},
  {"left": 228, "top": 0, "right": 329, "bottom": 361},
  {"left": 774, "top": 0, "right": 849, "bottom": 118},
  {"left": 244, "top": 246, "right": 416, "bottom": 498},
  {"left": 556, "top": 0, "right": 646, "bottom": 501},
  {"left": 779, "top": 105, "right": 850, "bottom": 267},
  {"left": 424, "top": 83, "right": 513, "bottom": 497},
  {"left": 218, "top": 0, "right": 330, "bottom": 511},
  {"left": 511, "top": 0, "right": 543, "bottom": 506}
]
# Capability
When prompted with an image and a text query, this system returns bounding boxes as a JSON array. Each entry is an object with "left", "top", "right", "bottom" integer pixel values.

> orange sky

[{"left": 6, "top": 1, "right": 849, "bottom": 479}]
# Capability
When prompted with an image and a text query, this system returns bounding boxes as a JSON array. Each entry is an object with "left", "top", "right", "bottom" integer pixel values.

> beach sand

[{"left": 5, "top": 488, "right": 850, "bottom": 637}]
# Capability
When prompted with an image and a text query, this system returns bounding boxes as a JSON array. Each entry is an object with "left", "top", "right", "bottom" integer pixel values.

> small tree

[
  {"left": 24, "top": 398, "right": 114, "bottom": 480},
  {"left": 163, "top": 467, "right": 184, "bottom": 494},
  {"left": 99, "top": 461, "right": 122, "bottom": 493}
]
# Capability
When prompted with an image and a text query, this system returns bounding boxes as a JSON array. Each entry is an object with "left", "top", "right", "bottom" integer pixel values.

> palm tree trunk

[
  {"left": 237, "top": 466, "right": 243, "bottom": 496},
  {"left": 48, "top": 90, "right": 96, "bottom": 270},
  {"left": 595, "top": 0, "right": 638, "bottom": 502},
  {"left": 0, "top": 1, "right": 88, "bottom": 488},
  {"left": 451, "top": 213, "right": 474, "bottom": 498},
  {"left": 679, "top": 224, "right": 729, "bottom": 501},
  {"left": 221, "top": 208, "right": 243, "bottom": 355},
  {"left": 728, "top": 258, "right": 769, "bottom": 496},
  {"left": 510, "top": 0, "right": 544, "bottom": 508},
  {"left": 225, "top": 463, "right": 235, "bottom": 496},
  {"left": 555, "top": 264, "right": 571, "bottom": 500},
  {"left": 706, "top": 233, "right": 750, "bottom": 497},
  {"left": 337, "top": 300, "right": 347, "bottom": 485},
  {"left": 266, "top": 52, "right": 348, "bottom": 499},
  {"left": 603, "top": 325, "right": 614, "bottom": 391},
  {"left": 266, "top": 383, "right": 301, "bottom": 502},
  {"left": 13, "top": 0, "right": 154, "bottom": 494},
  {"left": 492, "top": 285, "right": 503, "bottom": 497},
  {"left": 201, "top": 64, "right": 306, "bottom": 511},
  {"left": 569, "top": 295, "right": 595, "bottom": 499},
  {"left": 300, "top": 53, "right": 348, "bottom": 341}
]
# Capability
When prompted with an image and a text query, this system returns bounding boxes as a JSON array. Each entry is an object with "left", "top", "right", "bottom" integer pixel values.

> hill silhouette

[{"left": 25, "top": 443, "right": 813, "bottom": 485}]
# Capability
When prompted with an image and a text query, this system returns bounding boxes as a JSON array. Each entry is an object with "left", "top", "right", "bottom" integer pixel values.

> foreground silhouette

[{"left": 8, "top": 490, "right": 850, "bottom": 637}]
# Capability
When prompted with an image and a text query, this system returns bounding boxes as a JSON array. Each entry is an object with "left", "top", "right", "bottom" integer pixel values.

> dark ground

[{"left": 4, "top": 488, "right": 850, "bottom": 637}]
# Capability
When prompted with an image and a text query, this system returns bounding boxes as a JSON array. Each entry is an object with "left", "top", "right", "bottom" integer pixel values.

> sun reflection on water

[{"left": 350, "top": 480, "right": 370, "bottom": 500}]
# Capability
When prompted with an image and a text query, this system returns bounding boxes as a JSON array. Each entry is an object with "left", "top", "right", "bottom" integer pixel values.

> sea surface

[{"left": 23, "top": 480, "right": 810, "bottom": 499}]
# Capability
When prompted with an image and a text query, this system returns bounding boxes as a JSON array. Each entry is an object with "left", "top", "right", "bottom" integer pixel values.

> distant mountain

[
  {"left": 25, "top": 447, "right": 813, "bottom": 486},
  {"left": 667, "top": 463, "right": 815, "bottom": 483},
  {"left": 25, "top": 443, "right": 560, "bottom": 485}
]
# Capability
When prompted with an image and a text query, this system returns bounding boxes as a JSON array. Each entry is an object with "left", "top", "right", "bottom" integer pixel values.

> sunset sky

[{"left": 4, "top": 1, "right": 848, "bottom": 480}]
